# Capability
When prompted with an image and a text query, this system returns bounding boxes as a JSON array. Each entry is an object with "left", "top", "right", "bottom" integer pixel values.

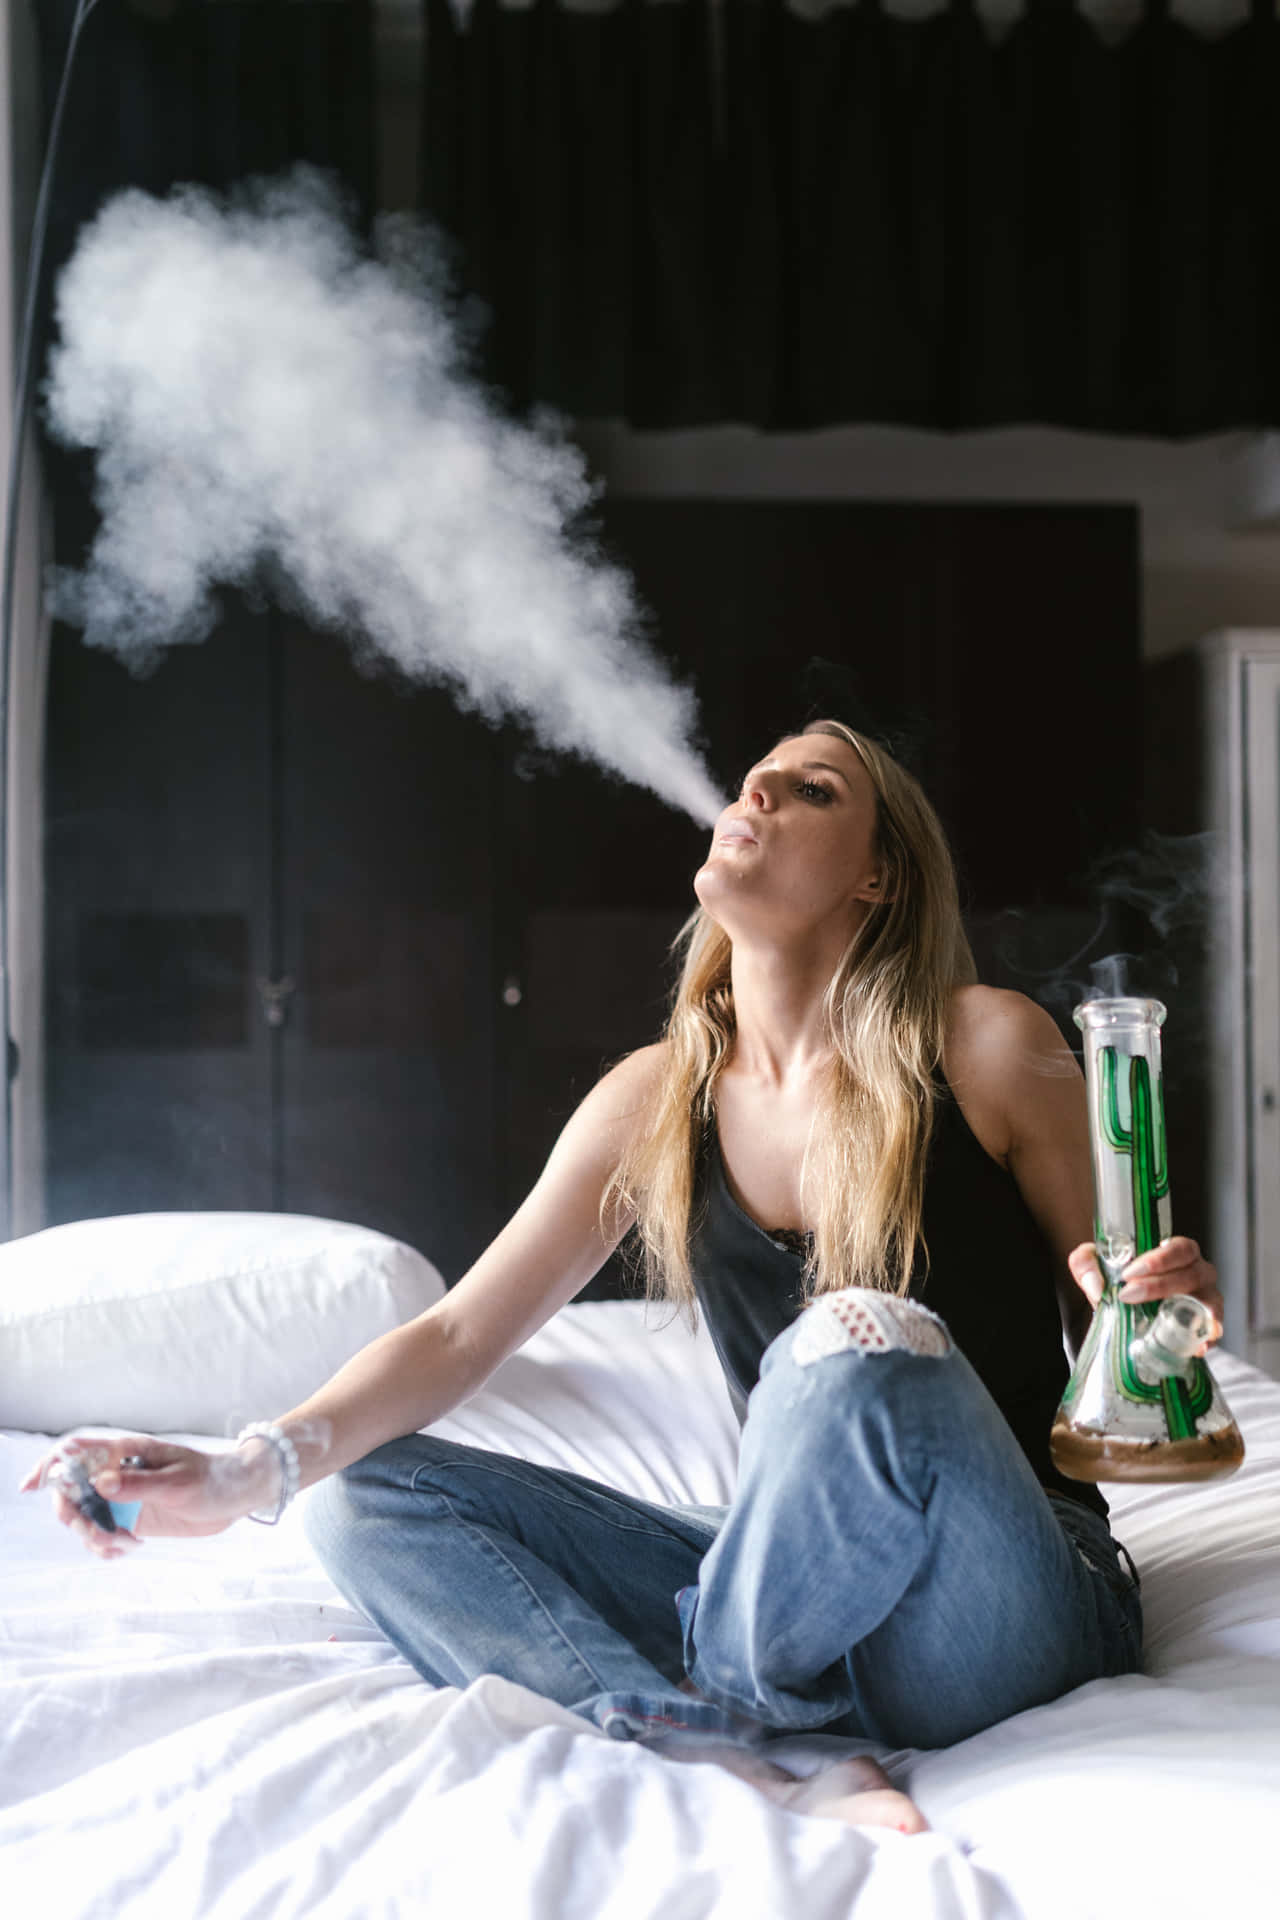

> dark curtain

[
  {"left": 420, "top": 0, "right": 1280, "bottom": 434},
  {"left": 33, "top": 0, "right": 375, "bottom": 558},
  {"left": 421, "top": 0, "right": 722, "bottom": 422},
  {"left": 34, "top": 0, "right": 374, "bottom": 396}
]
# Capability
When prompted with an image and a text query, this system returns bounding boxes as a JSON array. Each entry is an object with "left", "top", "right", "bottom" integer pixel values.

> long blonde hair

[{"left": 599, "top": 720, "right": 978, "bottom": 1325}]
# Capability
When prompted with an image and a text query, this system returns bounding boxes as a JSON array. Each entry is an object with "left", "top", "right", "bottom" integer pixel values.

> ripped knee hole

[{"left": 791, "top": 1288, "right": 952, "bottom": 1366}]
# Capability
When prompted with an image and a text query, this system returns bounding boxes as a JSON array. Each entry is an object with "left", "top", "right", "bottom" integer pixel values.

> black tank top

[{"left": 687, "top": 1076, "right": 1109, "bottom": 1523}]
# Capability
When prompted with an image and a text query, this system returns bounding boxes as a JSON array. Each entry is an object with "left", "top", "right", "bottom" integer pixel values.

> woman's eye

[{"left": 735, "top": 773, "right": 834, "bottom": 803}]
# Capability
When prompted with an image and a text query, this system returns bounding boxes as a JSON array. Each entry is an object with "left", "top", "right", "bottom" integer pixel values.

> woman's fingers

[
  {"left": 1119, "top": 1234, "right": 1201, "bottom": 1286},
  {"left": 1120, "top": 1238, "right": 1221, "bottom": 1302},
  {"left": 49, "top": 1483, "right": 140, "bottom": 1559},
  {"left": 1067, "top": 1239, "right": 1225, "bottom": 1353},
  {"left": 1067, "top": 1243, "right": 1104, "bottom": 1307},
  {"left": 1119, "top": 1239, "right": 1224, "bottom": 1353},
  {"left": 15, "top": 1445, "right": 66, "bottom": 1490},
  {"left": 18, "top": 1432, "right": 167, "bottom": 1557},
  {"left": 19, "top": 1432, "right": 158, "bottom": 1496}
]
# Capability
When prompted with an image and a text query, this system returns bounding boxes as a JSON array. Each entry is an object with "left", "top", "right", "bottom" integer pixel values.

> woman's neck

[{"left": 725, "top": 942, "right": 838, "bottom": 1093}]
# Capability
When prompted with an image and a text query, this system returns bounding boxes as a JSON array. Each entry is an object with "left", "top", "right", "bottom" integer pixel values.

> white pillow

[{"left": 0, "top": 1212, "right": 447, "bottom": 1436}]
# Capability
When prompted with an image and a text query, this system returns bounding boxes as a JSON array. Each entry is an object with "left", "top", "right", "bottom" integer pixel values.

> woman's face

[{"left": 693, "top": 733, "right": 885, "bottom": 942}]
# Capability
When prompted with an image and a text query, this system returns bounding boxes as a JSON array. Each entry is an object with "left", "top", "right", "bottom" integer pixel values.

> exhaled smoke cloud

[{"left": 43, "top": 169, "right": 725, "bottom": 826}]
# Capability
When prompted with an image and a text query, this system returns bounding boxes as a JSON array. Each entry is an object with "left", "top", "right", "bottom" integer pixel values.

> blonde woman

[{"left": 27, "top": 721, "right": 1224, "bottom": 1837}]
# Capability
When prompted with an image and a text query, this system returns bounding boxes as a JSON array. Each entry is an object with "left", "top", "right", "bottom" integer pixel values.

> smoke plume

[
  {"left": 989, "top": 829, "right": 1218, "bottom": 1053},
  {"left": 42, "top": 169, "right": 724, "bottom": 825}
]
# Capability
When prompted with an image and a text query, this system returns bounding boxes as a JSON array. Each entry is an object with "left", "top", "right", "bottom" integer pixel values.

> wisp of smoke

[
  {"left": 989, "top": 829, "right": 1219, "bottom": 1061},
  {"left": 42, "top": 169, "right": 724, "bottom": 825}
]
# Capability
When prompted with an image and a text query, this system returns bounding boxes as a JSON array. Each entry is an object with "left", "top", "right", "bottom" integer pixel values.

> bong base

[{"left": 1049, "top": 1415, "right": 1246, "bottom": 1485}]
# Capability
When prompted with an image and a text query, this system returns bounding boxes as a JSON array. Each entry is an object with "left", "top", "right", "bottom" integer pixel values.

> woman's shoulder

[
  {"left": 942, "top": 987, "right": 1076, "bottom": 1163},
  {"left": 945, "top": 983, "right": 1066, "bottom": 1055},
  {"left": 540, "top": 1043, "right": 670, "bottom": 1196},
  {"left": 586, "top": 1043, "right": 674, "bottom": 1176},
  {"left": 594, "top": 1040, "right": 670, "bottom": 1108}
]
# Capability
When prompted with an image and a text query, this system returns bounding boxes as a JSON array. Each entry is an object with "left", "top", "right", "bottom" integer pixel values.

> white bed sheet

[{"left": 2, "top": 1299, "right": 1278, "bottom": 1920}]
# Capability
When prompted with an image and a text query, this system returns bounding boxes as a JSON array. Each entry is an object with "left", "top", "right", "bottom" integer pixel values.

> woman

[{"left": 25, "top": 720, "right": 1224, "bottom": 1838}]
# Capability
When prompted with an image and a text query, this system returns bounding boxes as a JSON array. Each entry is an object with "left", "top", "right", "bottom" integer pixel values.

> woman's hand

[
  {"left": 1067, "top": 1238, "right": 1224, "bottom": 1358},
  {"left": 19, "top": 1432, "right": 279, "bottom": 1560}
]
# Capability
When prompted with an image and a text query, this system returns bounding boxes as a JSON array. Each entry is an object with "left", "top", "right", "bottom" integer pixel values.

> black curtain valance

[
  {"left": 36, "top": 0, "right": 375, "bottom": 342},
  {"left": 33, "top": 0, "right": 375, "bottom": 548},
  {"left": 420, "top": 0, "right": 1280, "bottom": 433}
]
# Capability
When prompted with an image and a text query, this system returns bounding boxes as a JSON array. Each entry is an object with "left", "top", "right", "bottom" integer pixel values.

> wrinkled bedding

[{"left": 2, "top": 1301, "right": 1277, "bottom": 1919}]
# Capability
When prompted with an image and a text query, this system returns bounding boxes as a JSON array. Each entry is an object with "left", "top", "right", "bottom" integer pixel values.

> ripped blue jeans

[{"left": 302, "top": 1292, "right": 1143, "bottom": 1752}]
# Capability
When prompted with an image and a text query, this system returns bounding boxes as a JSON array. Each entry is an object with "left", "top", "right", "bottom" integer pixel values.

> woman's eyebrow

[{"left": 743, "top": 759, "right": 852, "bottom": 789}]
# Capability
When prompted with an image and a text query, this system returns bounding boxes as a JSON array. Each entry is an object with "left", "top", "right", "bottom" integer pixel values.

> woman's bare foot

[
  {"left": 653, "top": 1739, "right": 928, "bottom": 1835},
  {"left": 760, "top": 1755, "right": 930, "bottom": 1834}
]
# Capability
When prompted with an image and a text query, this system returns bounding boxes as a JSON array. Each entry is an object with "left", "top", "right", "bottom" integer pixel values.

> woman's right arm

[
  {"left": 261, "top": 1038, "right": 666, "bottom": 1489},
  {"left": 24, "top": 1043, "right": 666, "bottom": 1554}
]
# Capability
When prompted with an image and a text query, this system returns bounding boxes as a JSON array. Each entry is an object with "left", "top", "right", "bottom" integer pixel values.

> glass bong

[{"left": 1049, "top": 996, "right": 1246, "bottom": 1484}]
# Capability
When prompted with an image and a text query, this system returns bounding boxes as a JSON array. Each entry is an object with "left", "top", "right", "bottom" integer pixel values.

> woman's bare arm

[
  {"left": 949, "top": 988, "right": 1221, "bottom": 1363},
  {"left": 261, "top": 1040, "right": 667, "bottom": 1489},
  {"left": 26, "top": 1042, "right": 668, "bottom": 1547},
  {"left": 956, "top": 991, "right": 1097, "bottom": 1359}
]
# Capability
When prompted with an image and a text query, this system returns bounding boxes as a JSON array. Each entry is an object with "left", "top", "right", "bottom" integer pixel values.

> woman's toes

[
  {"left": 775, "top": 1761, "right": 930, "bottom": 1834},
  {"left": 803, "top": 1785, "right": 929, "bottom": 1834},
  {"left": 862, "top": 1789, "right": 929, "bottom": 1835}
]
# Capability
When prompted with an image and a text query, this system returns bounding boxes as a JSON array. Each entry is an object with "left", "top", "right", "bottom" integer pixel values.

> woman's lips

[{"left": 717, "top": 826, "right": 758, "bottom": 846}]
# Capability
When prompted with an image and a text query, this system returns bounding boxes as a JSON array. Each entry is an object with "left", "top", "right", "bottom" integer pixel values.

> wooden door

[
  {"left": 45, "top": 611, "right": 276, "bottom": 1223},
  {"left": 276, "top": 619, "right": 504, "bottom": 1279},
  {"left": 45, "top": 609, "right": 505, "bottom": 1282}
]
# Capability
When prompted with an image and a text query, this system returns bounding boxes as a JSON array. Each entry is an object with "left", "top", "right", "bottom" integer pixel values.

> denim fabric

[{"left": 303, "top": 1305, "right": 1143, "bottom": 1753}]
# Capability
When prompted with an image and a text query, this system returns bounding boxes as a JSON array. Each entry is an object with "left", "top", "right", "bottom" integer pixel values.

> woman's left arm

[{"left": 953, "top": 988, "right": 1224, "bottom": 1362}]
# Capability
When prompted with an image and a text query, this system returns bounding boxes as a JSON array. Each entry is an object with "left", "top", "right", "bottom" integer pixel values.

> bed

[{"left": 2, "top": 1213, "right": 1278, "bottom": 1919}]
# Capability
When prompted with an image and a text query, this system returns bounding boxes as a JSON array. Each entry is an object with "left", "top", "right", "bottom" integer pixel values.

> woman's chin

[
  {"left": 693, "top": 871, "right": 753, "bottom": 938},
  {"left": 693, "top": 865, "right": 735, "bottom": 913}
]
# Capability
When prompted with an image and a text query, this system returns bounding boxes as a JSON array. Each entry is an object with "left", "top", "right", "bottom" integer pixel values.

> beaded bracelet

[{"left": 236, "top": 1422, "right": 301, "bottom": 1526}]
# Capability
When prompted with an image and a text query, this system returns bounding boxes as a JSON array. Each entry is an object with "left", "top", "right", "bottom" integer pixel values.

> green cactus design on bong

[{"left": 1098, "top": 1047, "right": 1211, "bottom": 1440}]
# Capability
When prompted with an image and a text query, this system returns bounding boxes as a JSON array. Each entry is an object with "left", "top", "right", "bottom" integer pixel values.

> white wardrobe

[{"left": 1201, "top": 631, "right": 1280, "bottom": 1371}]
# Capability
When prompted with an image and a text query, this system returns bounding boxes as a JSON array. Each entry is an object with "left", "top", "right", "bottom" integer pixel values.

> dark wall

[
  {"left": 418, "top": 0, "right": 1280, "bottom": 436},
  {"left": 46, "top": 500, "right": 1141, "bottom": 1288}
]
